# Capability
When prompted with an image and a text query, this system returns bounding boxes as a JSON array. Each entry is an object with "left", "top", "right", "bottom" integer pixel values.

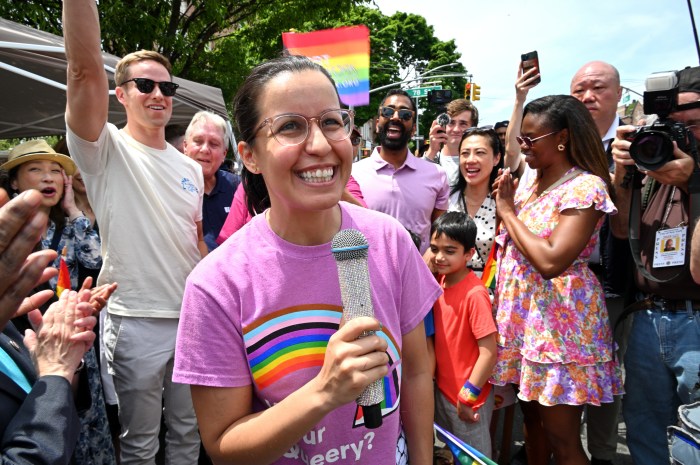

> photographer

[{"left": 610, "top": 65, "right": 700, "bottom": 465}]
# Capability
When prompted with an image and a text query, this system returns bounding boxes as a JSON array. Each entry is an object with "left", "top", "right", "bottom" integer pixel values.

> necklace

[{"left": 534, "top": 168, "right": 583, "bottom": 198}]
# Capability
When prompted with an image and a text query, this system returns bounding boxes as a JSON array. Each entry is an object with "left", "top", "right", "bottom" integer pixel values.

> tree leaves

[{"left": 3, "top": 0, "right": 465, "bottom": 141}]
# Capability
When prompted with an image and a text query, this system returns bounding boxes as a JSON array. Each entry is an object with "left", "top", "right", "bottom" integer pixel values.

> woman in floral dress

[{"left": 492, "top": 95, "right": 623, "bottom": 465}]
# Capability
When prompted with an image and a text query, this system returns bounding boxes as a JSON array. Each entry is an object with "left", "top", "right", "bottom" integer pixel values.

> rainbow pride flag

[
  {"left": 282, "top": 25, "right": 370, "bottom": 107},
  {"left": 434, "top": 422, "right": 498, "bottom": 465},
  {"left": 480, "top": 243, "right": 497, "bottom": 290},
  {"left": 56, "top": 248, "right": 70, "bottom": 297}
]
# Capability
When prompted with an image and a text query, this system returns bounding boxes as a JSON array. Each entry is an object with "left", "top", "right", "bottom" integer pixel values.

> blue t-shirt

[{"left": 203, "top": 170, "right": 240, "bottom": 252}]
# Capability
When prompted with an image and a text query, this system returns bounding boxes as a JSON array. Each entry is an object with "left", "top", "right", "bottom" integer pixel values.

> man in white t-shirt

[
  {"left": 63, "top": 1, "right": 207, "bottom": 463},
  {"left": 422, "top": 99, "right": 479, "bottom": 186}
]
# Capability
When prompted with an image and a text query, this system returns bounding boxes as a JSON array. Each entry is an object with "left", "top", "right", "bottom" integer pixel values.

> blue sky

[{"left": 374, "top": 0, "right": 699, "bottom": 125}]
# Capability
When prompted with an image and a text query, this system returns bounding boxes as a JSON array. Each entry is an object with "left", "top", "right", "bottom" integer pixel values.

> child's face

[{"left": 429, "top": 232, "right": 474, "bottom": 277}]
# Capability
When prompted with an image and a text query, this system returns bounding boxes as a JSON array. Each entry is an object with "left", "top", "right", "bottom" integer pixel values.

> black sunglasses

[
  {"left": 379, "top": 106, "right": 414, "bottom": 121},
  {"left": 119, "top": 78, "right": 179, "bottom": 97}
]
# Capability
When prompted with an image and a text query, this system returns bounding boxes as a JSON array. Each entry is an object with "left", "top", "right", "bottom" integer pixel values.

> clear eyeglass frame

[{"left": 254, "top": 109, "right": 355, "bottom": 146}]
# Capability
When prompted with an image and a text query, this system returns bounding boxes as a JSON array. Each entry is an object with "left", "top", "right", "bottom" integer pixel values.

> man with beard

[{"left": 352, "top": 89, "right": 449, "bottom": 252}]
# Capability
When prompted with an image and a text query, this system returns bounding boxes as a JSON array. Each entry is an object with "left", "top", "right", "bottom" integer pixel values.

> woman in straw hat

[
  {"left": 1, "top": 139, "right": 102, "bottom": 289},
  {"left": 0, "top": 139, "right": 116, "bottom": 464}
]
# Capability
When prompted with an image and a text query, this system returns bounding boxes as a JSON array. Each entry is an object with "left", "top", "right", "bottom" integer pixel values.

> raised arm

[
  {"left": 63, "top": 0, "right": 109, "bottom": 142},
  {"left": 504, "top": 65, "right": 540, "bottom": 178}
]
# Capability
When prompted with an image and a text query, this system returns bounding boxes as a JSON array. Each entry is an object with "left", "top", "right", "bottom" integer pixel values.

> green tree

[
  {"left": 0, "top": 0, "right": 360, "bottom": 91},
  {"left": 2, "top": 1, "right": 464, "bottom": 141}
]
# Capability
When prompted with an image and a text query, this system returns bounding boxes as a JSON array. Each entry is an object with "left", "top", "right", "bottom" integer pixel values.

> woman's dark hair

[
  {"left": 430, "top": 211, "right": 477, "bottom": 251},
  {"left": 523, "top": 95, "right": 613, "bottom": 198},
  {"left": 233, "top": 55, "right": 340, "bottom": 216},
  {"left": 450, "top": 127, "right": 503, "bottom": 200}
]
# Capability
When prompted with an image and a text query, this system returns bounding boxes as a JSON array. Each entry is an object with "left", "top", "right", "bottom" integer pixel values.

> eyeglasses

[
  {"left": 351, "top": 135, "right": 362, "bottom": 146},
  {"left": 516, "top": 130, "right": 559, "bottom": 149},
  {"left": 254, "top": 109, "right": 354, "bottom": 146},
  {"left": 379, "top": 106, "right": 414, "bottom": 121},
  {"left": 119, "top": 78, "right": 179, "bottom": 97}
]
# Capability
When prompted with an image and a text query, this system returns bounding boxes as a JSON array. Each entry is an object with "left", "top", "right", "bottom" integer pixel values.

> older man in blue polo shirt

[{"left": 183, "top": 111, "right": 240, "bottom": 252}]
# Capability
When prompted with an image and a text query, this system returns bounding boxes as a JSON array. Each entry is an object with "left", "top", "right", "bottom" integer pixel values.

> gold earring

[{"left": 558, "top": 143, "right": 565, "bottom": 151}]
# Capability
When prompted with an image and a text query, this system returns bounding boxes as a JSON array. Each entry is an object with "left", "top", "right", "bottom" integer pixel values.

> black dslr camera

[{"left": 628, "top": 71, "right": 696, "bottom": 171}]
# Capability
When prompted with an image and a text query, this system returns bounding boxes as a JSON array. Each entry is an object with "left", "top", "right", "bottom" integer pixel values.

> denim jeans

[{"left": 623, "top": 306, "right": 700, "bottom": 465}]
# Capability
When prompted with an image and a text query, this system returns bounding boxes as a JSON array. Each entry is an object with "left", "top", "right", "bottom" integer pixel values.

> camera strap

[{"left": 629, "top": 169, "right": 700, "bottom": 283}]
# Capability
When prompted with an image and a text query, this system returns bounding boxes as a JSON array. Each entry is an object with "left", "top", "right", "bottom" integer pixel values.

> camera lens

[{"left": 629, "top": 130, "right": 674, "bottom": 171}]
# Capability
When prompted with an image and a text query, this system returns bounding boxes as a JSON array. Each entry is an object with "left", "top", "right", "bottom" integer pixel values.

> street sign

[{"left": 406, "top": 85, "right": 442, "bottom": 98}]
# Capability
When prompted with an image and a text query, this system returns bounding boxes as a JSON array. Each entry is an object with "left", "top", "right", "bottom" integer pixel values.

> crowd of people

[{"left": 2, "top": 1, "right": 700, "bottom": 465}]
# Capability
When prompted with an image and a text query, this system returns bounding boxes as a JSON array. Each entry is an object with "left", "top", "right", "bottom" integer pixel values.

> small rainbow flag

[
  {"left": 434, "top": 422, "right": 498, "bottom": 465},
  {"left": 480, "top": 243, "right": 497, "bottom": 290},
  {"left": 282, "top": 25, "right": 370, "bottom": 107},
  {"left": 56, "top": 246, "right": 71, "bottom": 297}
]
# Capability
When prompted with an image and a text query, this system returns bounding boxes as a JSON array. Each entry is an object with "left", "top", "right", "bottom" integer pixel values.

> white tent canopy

[{"left": 0, "top": 18, "right": 230, "bottom": 139}]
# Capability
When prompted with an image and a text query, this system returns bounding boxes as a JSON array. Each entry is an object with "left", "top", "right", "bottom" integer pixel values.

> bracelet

[
  {"left": 74, "top": 358, "right": 85, "bottom": 374},
  {"left": 458, "top": 381, "right": 481, "bottom": 406}
]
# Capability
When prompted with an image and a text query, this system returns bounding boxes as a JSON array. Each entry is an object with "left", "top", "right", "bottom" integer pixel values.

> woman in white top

[{"left": 447, "top": 128, "right": 503, "bottom": 276}]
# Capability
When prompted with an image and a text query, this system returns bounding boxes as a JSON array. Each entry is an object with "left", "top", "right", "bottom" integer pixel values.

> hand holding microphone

[
  {"left": 330, "top": 229, "right": 386, "bottom": 429},
  {"left": 315, "top": 317, "right": 387, "bottom": 414}
]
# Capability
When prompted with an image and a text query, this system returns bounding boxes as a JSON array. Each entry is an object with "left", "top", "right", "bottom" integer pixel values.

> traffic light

[
  {"left": 472, "top": 84, "right": 481, "bottom": 101},
  {"left": 464, "top": 83, "right": 471, "bottom": 100}
]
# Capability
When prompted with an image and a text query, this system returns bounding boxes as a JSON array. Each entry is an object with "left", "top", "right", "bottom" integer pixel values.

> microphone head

[
  {"left": 331, "top": 229, "right": 369, "bottom": 261},
  {"left": 437, "top": 112, "right": 450, "bottom": 127}
]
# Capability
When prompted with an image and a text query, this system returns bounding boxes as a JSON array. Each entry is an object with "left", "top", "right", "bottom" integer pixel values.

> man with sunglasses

[
  {"left": 610, "top": 66, "right": 700, "bottom": 465},
  {"left": 352, "top": 89, "right": 449, "bottom": 253},
  {"left": 63, "top": 1, "right": 206, "bottom": 463},
  {"left": 424, "top": 99, "right": 480, "bottom": 186}
]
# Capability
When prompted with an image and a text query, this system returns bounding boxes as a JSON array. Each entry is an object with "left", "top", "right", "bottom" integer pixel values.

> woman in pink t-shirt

[{"left": 174, "top": 55, "right": 438, "bottom": 465}]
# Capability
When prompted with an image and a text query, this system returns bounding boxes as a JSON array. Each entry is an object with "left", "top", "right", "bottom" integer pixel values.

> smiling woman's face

[
  {"left": 11, "top": 160, "right": 64, "bottom": 209},
  {"left": 459, "top": 134, "right": 500, "bottom": 190}
]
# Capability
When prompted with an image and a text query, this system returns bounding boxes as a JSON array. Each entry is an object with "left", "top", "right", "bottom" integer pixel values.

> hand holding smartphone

[{"left": 521, "top": 51, "right": 541, "bottom": 85}]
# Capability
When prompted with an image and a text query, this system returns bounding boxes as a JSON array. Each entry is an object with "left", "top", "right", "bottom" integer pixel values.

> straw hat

[{"left": 0, "top": 139, "right": 76, "bottom": 176}]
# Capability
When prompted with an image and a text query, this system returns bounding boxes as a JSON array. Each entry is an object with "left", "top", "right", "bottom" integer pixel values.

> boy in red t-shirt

[{"left": 429, "top": 211, "right": 498, "bottom": 458}]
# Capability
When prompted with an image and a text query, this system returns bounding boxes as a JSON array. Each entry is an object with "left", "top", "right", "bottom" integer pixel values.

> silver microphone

[{"left": 331, "top": 228, "right": 383, "bottom": 429}]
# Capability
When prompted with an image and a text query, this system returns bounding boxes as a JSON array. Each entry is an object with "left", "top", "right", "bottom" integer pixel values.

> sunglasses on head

[
  {"left": 379, "top": 106, "right": 414, "bottom": 121},
  {"left": 119, "top": 78, "right": 179, "bottom": 97}
]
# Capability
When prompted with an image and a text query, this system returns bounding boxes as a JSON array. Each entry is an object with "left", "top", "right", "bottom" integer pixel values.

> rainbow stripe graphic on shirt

[{"left": 243, "top": 304, "right": 402, "bottom": 426}]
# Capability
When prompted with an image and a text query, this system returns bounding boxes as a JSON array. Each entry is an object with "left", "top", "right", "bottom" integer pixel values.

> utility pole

[{"left": 688, "top": 0, "right": 700, "bottom": 64}]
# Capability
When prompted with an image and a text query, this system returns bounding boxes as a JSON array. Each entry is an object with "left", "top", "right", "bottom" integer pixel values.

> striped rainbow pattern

[
  {"left": 243, "top": 303, "right": 402, "bottom": 425},
  {"left": 481, "top": 243, "right": 497, "bottom": 290},
  {"left": 56, "top": 255, "right": 71, "bottom": 297},
  {"left": 282, "top": 25, "right": 370, "bottom": 107}
]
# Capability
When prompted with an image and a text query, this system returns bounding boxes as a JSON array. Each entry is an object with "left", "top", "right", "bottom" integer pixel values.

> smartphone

[{"left": 521, "top": 51, "right": 541, "bottom": 84}]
